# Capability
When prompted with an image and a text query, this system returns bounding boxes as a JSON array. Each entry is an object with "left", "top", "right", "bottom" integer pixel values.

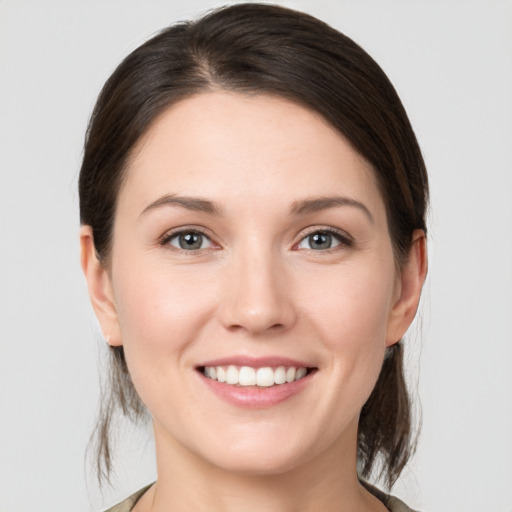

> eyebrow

[
  {"left": 139, "top": 193, "right": 374, "bottom": 223},
  {"left": 139, "top": 194, "right": 224, "bottom": 218},
  {"left": 290, "top": 196, "right": 374, "bottom": 223}
]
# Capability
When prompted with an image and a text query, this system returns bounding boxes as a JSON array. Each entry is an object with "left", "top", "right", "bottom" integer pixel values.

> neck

[{"left": 139, "top": 419, "right": 387, "bottom": 512}]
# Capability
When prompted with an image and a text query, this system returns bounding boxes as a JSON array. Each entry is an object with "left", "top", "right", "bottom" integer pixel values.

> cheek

[
  {"left": 302, "top": 257, "right": 396, "bottom": 384},
  {"left": 111, "top": 263, "right": 216, "bottom": 394},
  {"left": 307, "top": 259, "right": 395, "bottom": 339}
]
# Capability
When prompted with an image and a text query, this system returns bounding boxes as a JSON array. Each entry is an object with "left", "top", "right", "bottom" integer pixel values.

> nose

[{"left": 218, "top": 247, "right": 297, "bottom": 335}]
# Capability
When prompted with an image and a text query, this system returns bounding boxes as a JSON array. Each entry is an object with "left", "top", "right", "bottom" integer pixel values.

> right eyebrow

[{"left": 138, "top": 194, "right": 224, "bottom": 219}]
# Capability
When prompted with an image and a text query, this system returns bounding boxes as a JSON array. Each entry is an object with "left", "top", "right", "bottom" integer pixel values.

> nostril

[{"left": 225, "top": 322, "right": 286, "bottom": 334}]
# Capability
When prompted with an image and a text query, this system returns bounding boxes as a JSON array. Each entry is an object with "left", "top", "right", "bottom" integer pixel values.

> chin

[
  {"left": 207, "top": 447, "right": 307, "bottom": 477},
  {"left": 191, "top": 426, "right": 321, "bottom": 477}
]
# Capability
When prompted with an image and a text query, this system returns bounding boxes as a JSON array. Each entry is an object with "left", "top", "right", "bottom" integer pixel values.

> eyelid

[
  {"left": 159, "top": 226, "right": 220, "bottom": 251},
  {"left": 157, "top": 225, "right": 352, "bottom": 252},
  {"left": 294, "top": 226, "right": 354, "bottom": 250}
]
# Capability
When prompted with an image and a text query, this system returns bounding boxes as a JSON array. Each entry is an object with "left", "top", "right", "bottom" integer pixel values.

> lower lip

[{"left": 199, "top": 371, "right": 314, "bottom": 409}]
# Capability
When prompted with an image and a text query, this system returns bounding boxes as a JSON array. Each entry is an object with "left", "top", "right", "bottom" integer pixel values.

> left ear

[{"left": 386, "top": 229, "right": 428, "bottom": 346}]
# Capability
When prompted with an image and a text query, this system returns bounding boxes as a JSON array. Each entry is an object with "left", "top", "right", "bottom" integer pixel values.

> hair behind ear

[
  {"left": 357, "top": 342, "right": 417, "bottom": 489},
  {"left": 89, "top": 346, "right": 148, "bottom": 485}
]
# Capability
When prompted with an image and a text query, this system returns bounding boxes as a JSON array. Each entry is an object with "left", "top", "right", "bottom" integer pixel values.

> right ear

[{"left": 80, "top": 225, "right": 122, "bottom": 346}]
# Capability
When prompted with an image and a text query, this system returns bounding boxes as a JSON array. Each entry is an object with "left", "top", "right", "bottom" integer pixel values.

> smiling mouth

[{"left": 199, "top": 365, "right": 316, "bottom": 387}]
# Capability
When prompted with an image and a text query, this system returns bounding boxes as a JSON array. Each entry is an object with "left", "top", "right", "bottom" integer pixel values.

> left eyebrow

[
  {"left": 138, "top": 194, "right": 224, "bottom": 219},
  {"left": 289, "top": 196, "right": 375, "bottom": 224}
]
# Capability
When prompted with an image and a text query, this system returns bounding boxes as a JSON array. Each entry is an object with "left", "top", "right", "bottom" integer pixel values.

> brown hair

[{"left": 79, "top": 2, "right": 428, "bottom": 489}]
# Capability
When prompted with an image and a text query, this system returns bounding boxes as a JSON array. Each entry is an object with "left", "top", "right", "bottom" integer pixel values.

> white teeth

[
  {"left": 286, "top": 367, "right": 296, "bottom": 383},
  {"left": 217, "top": 366, "right": 226, "bottom": 383},
  {"left": 295, "top": 367, "right": 307, "bottom": 380},
  {"left": 274, "top": 366, "right": 286, "bottom": 385},
  {"left": 256, "top": 367, "right": 274, "bottom": 387},
  {"left": 226, "top": 365, "right": 239, "bottom": 384},
  {"left": 239, "top": 366, "right": 256, "bottom": 386},
  {"left": 203, "top": 365, "right": 310, "bottom": 387}
]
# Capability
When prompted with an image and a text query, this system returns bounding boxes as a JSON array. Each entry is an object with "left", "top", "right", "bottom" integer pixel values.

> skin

[{"left": 81, "top": 92, "right": 427, "bottom": 512}]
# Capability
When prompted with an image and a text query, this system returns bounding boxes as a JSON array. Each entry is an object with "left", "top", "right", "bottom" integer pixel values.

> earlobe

[
  {"left": 80, "top": 225, "right": 122, "bottom": 346},
  {"left": 386, "top": 229, "right": 428, "bottom": 346}
]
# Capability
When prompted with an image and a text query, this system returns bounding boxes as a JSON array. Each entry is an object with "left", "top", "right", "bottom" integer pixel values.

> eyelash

[
  {"left": 294, "top": 227, "right": 354, "bottom": 252},
  {"left": 159, "top": 226, "right": 353, "bottom": 253},
  {"left": 159, "top": 227, "right": 217, "bottom": 254}
]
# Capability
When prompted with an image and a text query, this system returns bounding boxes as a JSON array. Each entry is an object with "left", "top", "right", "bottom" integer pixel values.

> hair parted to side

[{"left": 79, "top": 2, "right": 428, "bottom": 490}]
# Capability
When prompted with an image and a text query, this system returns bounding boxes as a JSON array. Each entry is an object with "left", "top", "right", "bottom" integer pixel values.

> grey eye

[
  {"left": 168, "top": 231, "right": 212, "bottom": 250},
  {"left": 297, "top": 231, "right": 341, "bottom": 251}
]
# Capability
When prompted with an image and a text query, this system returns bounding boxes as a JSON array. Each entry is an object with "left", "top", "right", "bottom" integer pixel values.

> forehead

[{"left": 120, "top": 91, "right": 384, "bottom": 218}]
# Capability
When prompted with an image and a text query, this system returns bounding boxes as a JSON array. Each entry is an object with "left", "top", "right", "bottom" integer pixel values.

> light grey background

[{"left": 1, "top": 1, "right": 511, "bottom": 511}]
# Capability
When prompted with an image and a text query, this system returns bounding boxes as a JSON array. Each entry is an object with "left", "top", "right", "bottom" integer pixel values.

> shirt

[{"left": 103, "top": 483, "right": 419, "bottom": 512}]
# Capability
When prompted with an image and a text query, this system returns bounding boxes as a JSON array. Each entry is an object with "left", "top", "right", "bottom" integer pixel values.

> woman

[{"left": 79, "top": 3, "right": 428, "bottom": 511}]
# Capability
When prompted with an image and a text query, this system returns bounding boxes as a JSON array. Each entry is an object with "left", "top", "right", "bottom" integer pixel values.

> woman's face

[{"left": 84, "top": 91, "right": 422, "bottom": 475}]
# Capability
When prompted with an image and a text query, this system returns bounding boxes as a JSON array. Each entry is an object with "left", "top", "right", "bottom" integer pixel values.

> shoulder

[
  {"left": 105, "top": 482, "right": 419, "bottom": 512},
  {"left": 363, "top": 481, "right": 421, "bottom": 512},
  {"left": 386, "top": 495, "right": 420, "bottom": 512},
  {"left": 103, "top": 484, "right": 153, "bottom": 512}
]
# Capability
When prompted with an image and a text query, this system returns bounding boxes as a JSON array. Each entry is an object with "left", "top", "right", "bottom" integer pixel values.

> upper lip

[{"left": 198, "top": 356, "right": 314, "bottom": 368}]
